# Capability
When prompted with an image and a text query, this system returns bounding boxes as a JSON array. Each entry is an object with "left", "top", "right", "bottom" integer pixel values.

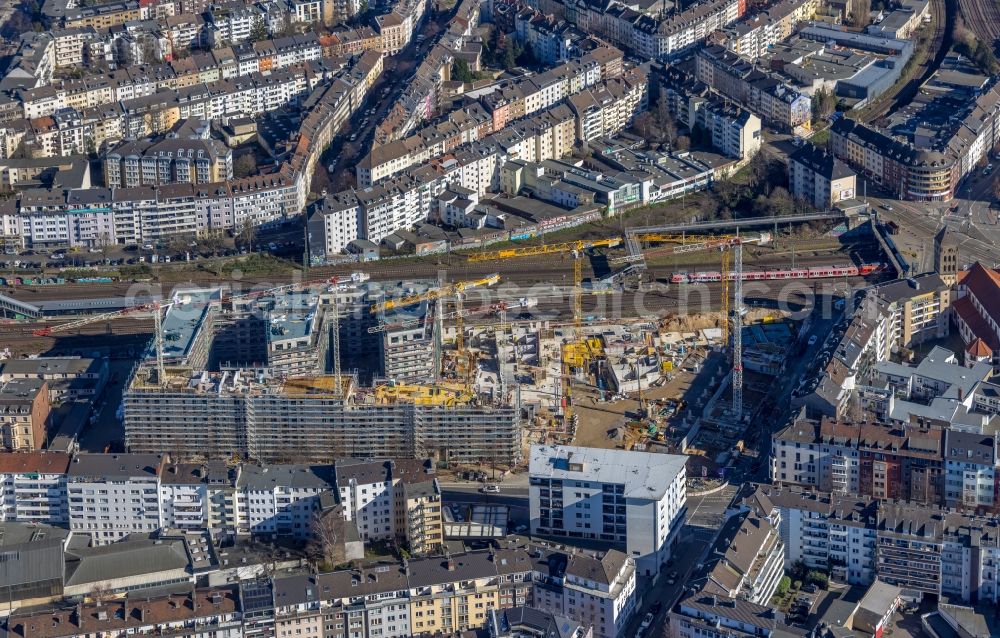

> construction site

[{"left": 11, "top": 226, "right": 889, "bottom": 469}]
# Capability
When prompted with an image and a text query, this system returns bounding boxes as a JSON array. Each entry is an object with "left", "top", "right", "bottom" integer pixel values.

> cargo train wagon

[{"left": 670, "top": 263, "right": 884, "bottom": 284}]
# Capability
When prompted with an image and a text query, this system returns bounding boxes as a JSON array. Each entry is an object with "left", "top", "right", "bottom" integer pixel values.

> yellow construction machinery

[
  {"left": 466, "top": 238, "right": 621, "bottom": 263},
  {"left": 369, "top": 274, "right": 500, "bottom": 314},
  {"left": 369, "top": 275, "right": 501, "bottom": 381},
  {"left": 373, "top": 382, "right": 474, "bottom": 406},
  {"left": 467, "top": 239, "right": 621, "bottom": 330}
]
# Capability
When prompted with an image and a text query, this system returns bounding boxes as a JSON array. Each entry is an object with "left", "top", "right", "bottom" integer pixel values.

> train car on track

[{"left": 670, "top": 263, "right": 884, "bottom": 284}]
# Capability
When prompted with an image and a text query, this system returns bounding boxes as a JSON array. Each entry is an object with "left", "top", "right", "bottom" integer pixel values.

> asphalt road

[{"left": 864, "top": 168, "right": 1000, "bottom": 269}]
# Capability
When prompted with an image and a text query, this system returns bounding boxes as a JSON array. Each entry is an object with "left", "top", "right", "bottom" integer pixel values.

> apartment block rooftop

[{"left": 529, "top": 444, "right": 686, "bottom": 498}]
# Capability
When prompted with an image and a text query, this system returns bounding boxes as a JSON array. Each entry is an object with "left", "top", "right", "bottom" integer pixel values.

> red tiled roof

[
  {"left": 967, "top": 337, "right": 993, "bottom": 358},
  {"left": 953, "top": 295, "right": 1000, "bottom": 350},
  {"left": 959, "top": 262, "right": 1000, "bottom": 319},
  {"left": 0, "top": 452, "right": 71, "bottom": 474}
]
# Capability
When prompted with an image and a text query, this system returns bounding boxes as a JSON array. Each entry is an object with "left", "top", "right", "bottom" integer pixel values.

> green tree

[
  {"left": 452, "top": 58, "right": 474, "bottom": 83},
  {"left": 776, "top": 576, "right": 791, "bottom": 596},
  {"left": 249, "top": 16, "right": 268, "bottom": 42},
  {"left": 502, "top": 41, "right": 518, "bottom": 70},
  {"left": 806, "top": 570, "right": 830, "bottom": 590}
]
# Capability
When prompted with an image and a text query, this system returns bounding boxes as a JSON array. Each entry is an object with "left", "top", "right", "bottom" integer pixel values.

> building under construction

[
  {"left": 123, "top": 284, "right": 520, "bottom": 465},
  {"left": 124, "top": 370, "right": 520, "bottom": 464}
]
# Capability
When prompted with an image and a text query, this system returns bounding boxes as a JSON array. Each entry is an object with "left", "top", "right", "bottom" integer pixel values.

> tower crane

[
  {"left": 368, "top": 274, "right": 500, "bottom": 313},
  {"left": 646, "top": 232, "right": 769, "bottom": 419},
  {"left": 370, "top": 275, "right": 501, "bottom": 380},
  {"left": 468, "top": 239, "right": 620, "bottom": 329},
  {"left": 33, "top": 300, "right": 176, "bottom": 386}
]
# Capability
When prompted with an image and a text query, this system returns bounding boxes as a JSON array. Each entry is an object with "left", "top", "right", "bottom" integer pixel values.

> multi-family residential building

[
  {"left": 943, "top": 429, "right": 999, "bottom": 510},
  {"left": 0, "top": 530, "right": 633, "bottom": 637},
  {"left": 831, "top": 116, "right": 959, "bottom": 202},
  {"left": 534, "top": 0, "right": 745, "bottom": 60},
  {"left": 235, "top": 464, "right": 335, "bottom": 539},
  {"left": 788, "top": 142, "right": 857, "bottom": 210},
  {"left": 567, "top": 71, "right": 647, "bottom": 143},
  {"left": 529, "top": 547, "right": 636, "bottom": 638},
  {"left": 104, "top": 128, "right": 233, "bottom": 188},
  {"left": 695, "top": 102, "right": 761, "bottom": 161},
  {"left": 696, "top": 45, "right": 812, "bottom": 131},
  {"left": 0, "top": 452, "right": 71, "bottom": 525},
  {"left": 403, "top": 479, "right": 444, "bottom": 556},
  {"left": 66, "top": 453, "right": 167, "bottom": 544},
  {"left": 719, "top": 0, "right": 820, "bottom": 60},
  {"left": 488, "top": 608, "right": 590, "bottom": 638},
  {"left": 771, "top": 417, "right": 946, "bottom": 505},
  {"left": 514, "top": 8, "right": 590, "bottom": 65},
  {"left": 753, "top": 483, "right": 1000, "bottom": 601},
  {"left": 669, "top": 592, "right": 802, "bottom": 638},
  {"left": 529, "top": 444, "right": 687, "bottom": 577},
  {"left": 7, "top": 586, "right": 244, "bottom": 638},
  {"left": 0, "top": 357, "right": 108, "bottom": 401},
  {"left": 334, "top": 458, "right": 441, "bottom": 552},
  {"left": 702, "top": 498, "right": 785, "bottom": 605},
  {"left": 795, "top": 275, "right": 951, "bottom": 419},
  {"left": 0, "top": 378, "right": 50, "bottom": 452},
  {"left": 159, "top": 460, "right": 239, "bottom": 531}
]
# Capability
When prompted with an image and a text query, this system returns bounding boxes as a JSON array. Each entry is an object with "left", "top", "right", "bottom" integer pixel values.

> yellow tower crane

[
  {"left": 370, "top": 274, "right": 501, "bottom": 380},
  {"left": 468, "top": 239, "right": 620, "bottom": 328}
]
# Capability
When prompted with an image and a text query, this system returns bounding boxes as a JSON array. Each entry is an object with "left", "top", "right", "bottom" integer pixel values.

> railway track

[
  {"left": 1, "top": 237, "right": 879, "bottom": 303},
  {"left": 864, "top": 0, "right": 948, "bottom": 123},
  {"left": 959, "top": 0, "right": 1000, "bottom": 41}
]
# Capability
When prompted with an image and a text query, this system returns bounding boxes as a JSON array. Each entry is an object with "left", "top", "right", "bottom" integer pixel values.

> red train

[{"left": 670, "top": 263, "right": 884, "bottom": 284}]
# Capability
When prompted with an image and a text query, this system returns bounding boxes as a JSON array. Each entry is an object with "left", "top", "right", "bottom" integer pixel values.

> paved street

[{"left": 864, "top": 169, "right": 1000, "bottom": 270}]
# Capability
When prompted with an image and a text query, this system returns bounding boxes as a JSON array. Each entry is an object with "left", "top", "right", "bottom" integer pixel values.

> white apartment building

[
  {"left": 529, "top": 444, "right": 687, "bottom": 577},
  {"left": 159, "top": 461, "right": 238, "bottom": 531},
  {"left": 207, "top": 2, "right": 264, "bottom": 46},
  {"left": 235, "top": 464, "right": 335, "bottom": 539},
  {"left": 51, "top": 27, "right": 97, "bottom": 69},
  {"left": 531, "top": 550, "right": 637, "bottom": 638},
  {"left": 703, "top": 500, "right": 785, "bottom": 605},
  {"left": 753, "top": 485, "right": 879, "bottom": 587},
  {"left": 335, "top": 458, "right": 437, "bottom": 543},
  {"left": 66, "top": 453, "right": 166, "bottom": 545},
  {"left": 307, "top": 192, "right": 361, "bottom": 256},
  {"left": 944, "top": 430, "right": 998, "bottom": 510},
  {"left": 696, "top": 102, "right": 761, "bottom": 161},
  {"left": 0, "top": 452, "right": 70, "bottom": 525}
]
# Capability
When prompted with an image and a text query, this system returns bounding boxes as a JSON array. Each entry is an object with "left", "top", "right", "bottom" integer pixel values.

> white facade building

[
  {"left": 66, "top": 453, "right": 166, "bottom": 545},
  {"left": 529, "top": 444, "right": 687, "bottom": 577}
]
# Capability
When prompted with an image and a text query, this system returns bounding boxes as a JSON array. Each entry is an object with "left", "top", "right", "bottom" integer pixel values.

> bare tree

[
  {"left": 847, "top": 0, "right": 871, "bottom": 27},
  {"left": 307, "top": 511, "right": 347, "bottom": 568},
  {"left": 89, "top": 582, "right": 113, "bottom": 604},
  {"left": 237, "top": 219, "right": 255, "bottom": 251},
  {"left": 96, "top": 231, "right": 113, "bottom": 264}
]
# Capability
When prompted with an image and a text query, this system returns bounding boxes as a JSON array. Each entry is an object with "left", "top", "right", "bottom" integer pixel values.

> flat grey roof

[{"left": 529, "top": 444, "right": 686, "bottom": 499}]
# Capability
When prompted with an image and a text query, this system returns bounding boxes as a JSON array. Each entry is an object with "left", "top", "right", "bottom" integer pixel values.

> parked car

[{"left": 640, "top": 613, "right": 654, "bottom": 630}]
